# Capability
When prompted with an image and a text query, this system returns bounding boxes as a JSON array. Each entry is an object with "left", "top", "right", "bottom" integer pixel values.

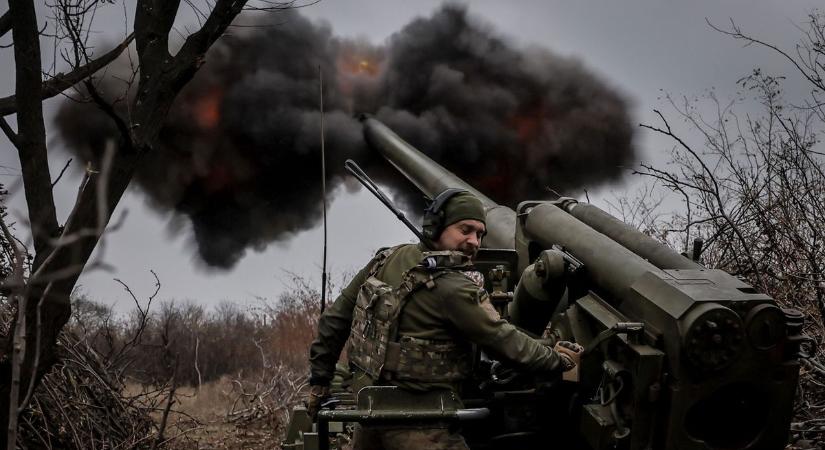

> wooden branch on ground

[{"left": 151, "top": 364, "right": 178, "bottom": 450}]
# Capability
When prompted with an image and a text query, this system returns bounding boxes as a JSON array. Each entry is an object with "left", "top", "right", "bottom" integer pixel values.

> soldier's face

[{"left": 435, "top": 219, "right": 486, "bottom": 259}]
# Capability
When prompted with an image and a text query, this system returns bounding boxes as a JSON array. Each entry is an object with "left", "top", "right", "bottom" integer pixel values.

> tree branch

[
  {"left": 50, "top": 158, "right": 72, "bottom": 188},
  {"left": 84, "top": 80, "right": 133, "bottom": 149},
  {"left": 134, "top": 0, "right": 181, "bottom": 64},
  {"left": 130, "top": 0, "right": 245, "bottom": 150},
  {"left": 640, "top": 110, "right": 767, "bottom": 289},
  {"left": 177, "top": 0, "right": 244, "bottom": 63},
  {"left": 0, "top": 33, "right": 135, "bottom": 117},
  {"left": 707, "top": 18, "right": 825, "bottom": 91},
  {"left": 0, "top": 117, "right": 18, "bottom": 149},
  {"left": 0, "top": 11, "right": 11, "bottom": 40}
]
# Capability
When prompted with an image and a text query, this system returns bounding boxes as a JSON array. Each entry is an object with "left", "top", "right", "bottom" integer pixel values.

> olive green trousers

[{"left": 351, "top": 425, "right": 469, "bottom": 450}]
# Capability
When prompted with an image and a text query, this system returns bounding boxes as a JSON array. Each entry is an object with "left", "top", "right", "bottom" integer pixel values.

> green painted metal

[
  {"left": 362, "top": 116, "right": 517, "bottom": 250},
  {"left": 282, "top": 118, "right": 805, "bottom": 450},
  {"left": 560, "top": 199, "right": 701, "bottom": 270}
]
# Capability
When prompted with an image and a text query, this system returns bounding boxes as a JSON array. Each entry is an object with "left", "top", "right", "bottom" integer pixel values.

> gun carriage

[{"left": 284, "top": 117, "right": 807, "bottom": 450}]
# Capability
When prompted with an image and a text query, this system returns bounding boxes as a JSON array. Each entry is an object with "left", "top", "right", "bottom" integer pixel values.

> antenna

[
  {"left": 319, "top": 65, "right": 328, "bottom": 313},
  {"left": 344, "top": 159, "right": 425, "bottom": 242}
]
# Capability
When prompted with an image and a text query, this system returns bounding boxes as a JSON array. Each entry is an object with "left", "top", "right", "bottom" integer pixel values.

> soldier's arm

[
  {"left": 441, "top": 275, "right": 564, "bottom": 373},
  {"left": 307, "top": 262, "right": 371, "bottom": 386}
]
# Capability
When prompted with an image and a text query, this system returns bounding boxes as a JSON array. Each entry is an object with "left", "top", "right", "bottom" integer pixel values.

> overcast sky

[{"left": 0, "top": 0, "right": 820, "bottom": 313}]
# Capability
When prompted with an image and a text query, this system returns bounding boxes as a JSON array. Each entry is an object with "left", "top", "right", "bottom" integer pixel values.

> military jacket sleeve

[
  {"left": 438, "top": 273, "right": 564, "bottom": 373},
  {"left": 308, "top": 259, "right": 373, "bottom": 385}
]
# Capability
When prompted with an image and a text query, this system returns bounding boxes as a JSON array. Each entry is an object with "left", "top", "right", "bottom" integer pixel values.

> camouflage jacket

[{"left": 308, "top": 243, "right": 564, "bottom": 392}]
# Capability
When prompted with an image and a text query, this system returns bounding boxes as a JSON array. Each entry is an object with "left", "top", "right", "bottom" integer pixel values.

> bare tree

[
  {"left": 0, "top": 0, "right": 302, "bottom": 446},
  {"left": 636, "top": 11, "right": 825, "bottom": 445}
]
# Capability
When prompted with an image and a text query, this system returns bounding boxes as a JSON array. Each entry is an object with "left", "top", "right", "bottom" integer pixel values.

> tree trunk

[
  {"left": 0, "top": 138, "right": 143, "bottom": 449},
  {"left": 0, "top": 0, "right": 248, "bottom": 445}
]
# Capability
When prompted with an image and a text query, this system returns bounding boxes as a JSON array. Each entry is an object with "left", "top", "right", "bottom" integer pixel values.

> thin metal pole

[
  {"left": 344, "top": 159, "right": 424, "bottom": 242},
  {"left": 319, "top": 65, "right": 328, "bottom": 314}
]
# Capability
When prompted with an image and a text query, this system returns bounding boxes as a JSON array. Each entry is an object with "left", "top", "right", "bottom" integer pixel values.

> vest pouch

[
  {"left": 384, "top": 336, "right": 473, "bottom": 383},
  {"left": 349, "top": 276, "right": 400, "bottom": 379}
]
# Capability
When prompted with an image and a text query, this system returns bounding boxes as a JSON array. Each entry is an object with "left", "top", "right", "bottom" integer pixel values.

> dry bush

[
  {"left": 115, "top": 283, "right": 320, "bottom": 389},
  {"left": 1, "top": 189, "right": 169, "bottom": 449},
  {"left": 633, "top": 12, "right": 825, "bottom": 445},
  {"left": 0, "top": 183, "right": 15, "bottom": 339},
  {"left": 217, "top": 277, "right": 322, "bottom": 442},
  {"left": 54, "top": 277, "right": 324, "bottom": 447},
  {"left": 141, "top": 278, "right": 323, "bottom": 448},
  {"left": 126, "top": 300, "right": 266, "bottom": 387},
  {"left": 252, "top": 275, "right": 322, "bottom": 373},
  {"left": 13, "top": 281, "right": 321, "bottom": 449},
  {"left": 16, "top": 331, "right": 159, "bottom": 449},
  {"left": 0, "top": 292, "right": 185, "bottom": 449}
]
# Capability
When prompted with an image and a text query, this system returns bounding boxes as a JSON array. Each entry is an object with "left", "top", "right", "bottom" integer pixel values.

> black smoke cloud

[{"left": 56, "top": 5, "right": 636, "bottom": 268}]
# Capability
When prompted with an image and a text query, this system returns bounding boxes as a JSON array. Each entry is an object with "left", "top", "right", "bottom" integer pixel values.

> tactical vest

[{"left": 348, "top": 247, "right": 476, "bottom": 383}]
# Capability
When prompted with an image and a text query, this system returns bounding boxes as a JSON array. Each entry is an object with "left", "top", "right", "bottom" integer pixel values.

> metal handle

[{"left": 345, "top": 159, "right": 425, "bottom": 241}]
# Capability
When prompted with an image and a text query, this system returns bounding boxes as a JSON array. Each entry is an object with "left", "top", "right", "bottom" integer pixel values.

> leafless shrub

[
  {"left": 221, "top": 277, "right": 322, "bottom": 439},
  {"left": 634, "top": 12, "right": 825, "bottom": 446},
  {"left": 16, "top": 330, "right": 159, "bottom": 449},
  {"left": 251, "top": 274, "right": 323, "bottom": 372},
  {"left": 226, "top": 363, "right": 307, "bottom": 430},
  {"left": 0, "top": 289, "right": 184, "bottom": 449}
]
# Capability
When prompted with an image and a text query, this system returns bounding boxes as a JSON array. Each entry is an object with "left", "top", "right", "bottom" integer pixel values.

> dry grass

[
  {"left": 174, "top": 378, "right": 237, "bottom": 421},
  {"left": 3, "top": 276, "right": 320, "bottom": 448},
  {"left": 133, "top": 373, "right": 305, "bottom": 449}
]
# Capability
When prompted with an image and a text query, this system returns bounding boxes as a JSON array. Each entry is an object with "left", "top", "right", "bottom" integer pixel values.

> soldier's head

[{"left": 423, "top": 189, "right": 486, "bottom": 258}]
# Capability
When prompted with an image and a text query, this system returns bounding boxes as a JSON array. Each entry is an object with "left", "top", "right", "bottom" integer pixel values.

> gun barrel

[
  {"left": 362, "top": 116, "right": 516, "bottom": 249},
  {"left": 562, "top": 200, "right": 701, "bottom": 270},
  {"left": 523, "top": 203, "right": 671, "bottom": 303}
]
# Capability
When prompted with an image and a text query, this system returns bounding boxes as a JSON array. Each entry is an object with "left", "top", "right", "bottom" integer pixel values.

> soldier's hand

[
  {"left": 306, "top": 384, "right": 330, "bottom": 420},
  {"left": 554, "top": 341, "right": 583, "bottom": 371}
]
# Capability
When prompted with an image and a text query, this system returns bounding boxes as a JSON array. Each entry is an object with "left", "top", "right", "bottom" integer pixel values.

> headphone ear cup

[
  {"left": 422, "top": 211, "right": 440, "bottom": 240},
  {"left": 422, "top": 212, "right": 434, "bottom": 240},
  {"left": 422, "top": 224, "right": 433, "bottom": 240},
  {"left": 433, "top": 209, "right": 444, "bottom": 239},
  {"left": 423, "top": 188, "right": 465, "bottom": 242}
]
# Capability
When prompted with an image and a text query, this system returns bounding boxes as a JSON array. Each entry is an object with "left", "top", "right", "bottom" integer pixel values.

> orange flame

[
  {"left": 509, "top": 104, "right": 549, "bottom": 143},
  {"left": 338, "top": 56, "right": 380, "bottom": 77},
  {"left": 194, "top": 87, "right": 223, "bottom": 130}
]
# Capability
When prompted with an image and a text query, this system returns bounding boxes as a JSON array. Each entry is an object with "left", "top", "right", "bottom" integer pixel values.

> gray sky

[{"left": 0, "top": 0, "right": 820, "bottom": 313}]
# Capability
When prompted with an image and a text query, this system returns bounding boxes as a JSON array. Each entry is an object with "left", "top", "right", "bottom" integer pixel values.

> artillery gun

[{"left": 283, "top": 117, "right": 808, "bottom": 450}]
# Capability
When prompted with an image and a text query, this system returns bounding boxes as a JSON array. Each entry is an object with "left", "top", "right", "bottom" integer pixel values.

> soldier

[{"left": 307, "top": 189, "right": 582, "bottom": 450}]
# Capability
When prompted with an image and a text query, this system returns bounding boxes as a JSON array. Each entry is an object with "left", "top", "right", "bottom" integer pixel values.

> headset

[{"left": 421, "top": 188, "right": 468, "bottom": 241}]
